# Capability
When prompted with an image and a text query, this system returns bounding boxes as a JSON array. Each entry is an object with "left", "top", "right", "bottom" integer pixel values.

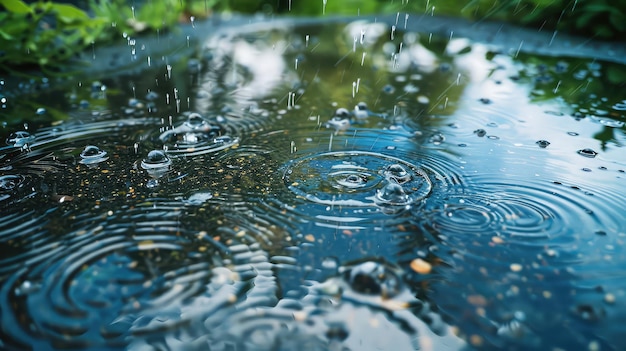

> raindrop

[
  {"left": 6, "top": 131, "right": 35, "bottom": 148},
  {"left": 375, "top": 182, "right": 409, "bottom": 206},
  {"left": 353, "top": 102, "right": 368, "bottom": 119},
  {"left": 345, "top": 261, "right": 401, "bottom": 298},
  {"left": 429, "top": 133, "right": 445, "bottom": 145},
  {"left": 141, "top": 150, "right": 172, "bottom": 184},
  {"left": 474, "top": 129, "right": 487, "bottom": 137},
  {"left": 577, "top": 148, "right": 598, "bottom": 158},
  {"left": 0, "top": 175, "right": 24, "bottom": 191},
  {"left": 36, "top": 107, "right": 46, "bottom": 115},
  {"left": 79, "top": 145, "right": 109, "bottom": 165},
  {"left": 536, "top": 140, "right": 550, "bottom": 148},
  {"left": 383, "top": 164, "right": 411, "bottom": 184}
]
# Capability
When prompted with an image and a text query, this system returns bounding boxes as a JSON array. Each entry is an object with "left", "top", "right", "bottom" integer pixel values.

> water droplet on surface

[
  {"left": 0, "top": 174, "right": 24, "bottom": 191},
  {"left": 6, "top": 131, "right": 35, "bottom": 147},
  {"left": 141, "top": 150, "right": 171, "bottom": 181},
  {"left": 283, "top": 151, "right": 431, "bottom": 211},
  {"left": 142, "top": 150, "right": 170, "bottom": 167},
  {"left": 383, "top": 164, "right": 411, "bottom": 184},
  {"left": 79, "top": 145, "right": 109, "bottom": 165},
  {"left": 429, "top": 133, "right": 445, "bottom": 145},
  {"left": 536, "top": 140, "right": 550, "bottom": 148},
  {"left": 345, "top": 261, "right": 401, "bottom": 298},
  {"left": 158, "top": 112, "right": 238, "bottom": 156},
  {"left": 474, "top": 129, "right": 486, "bottom": 137},
  {"left": 577, "top": 148, "right": 598, "bottom": 158},
  {"left": 375, "top": 182, "right": 409, "bottom": 206}
]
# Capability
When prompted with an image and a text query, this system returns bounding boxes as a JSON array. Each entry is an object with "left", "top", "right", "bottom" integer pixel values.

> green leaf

[
  {"left": 52, "top": 3, "right": 90, "bottom": 23},
  {"left": 0, "top": 0, "right": 32, "bottom": 14}
]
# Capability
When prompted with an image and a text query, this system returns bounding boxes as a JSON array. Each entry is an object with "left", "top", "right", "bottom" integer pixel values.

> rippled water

[{"left": 1, "top": 15, "right": 626, "bottom": 351}]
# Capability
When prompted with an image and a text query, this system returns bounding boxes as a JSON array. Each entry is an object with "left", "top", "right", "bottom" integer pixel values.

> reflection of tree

[{"left": 593, "top": 125, "right": 624, "bottom": 151}]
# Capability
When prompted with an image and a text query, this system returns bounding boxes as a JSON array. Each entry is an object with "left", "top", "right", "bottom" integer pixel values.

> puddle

[{"left": 1, "top": 14, "right": 626, "bottom": 351}]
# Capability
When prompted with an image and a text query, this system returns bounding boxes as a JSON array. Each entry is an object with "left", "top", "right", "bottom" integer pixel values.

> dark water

[{"left": 1, "top": 15, "right": 626, "bottom": 351}]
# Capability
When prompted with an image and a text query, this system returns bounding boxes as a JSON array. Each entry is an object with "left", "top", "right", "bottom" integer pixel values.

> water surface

[{"left": 1, "top": 14, "right": 626, "bottom": 351}]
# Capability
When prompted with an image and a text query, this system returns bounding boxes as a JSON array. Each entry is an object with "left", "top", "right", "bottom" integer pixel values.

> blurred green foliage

[
  {"left": 0, "top": 0, "right": 624, "bottom": 73},
  {"left": 0, "top": 0, "right": 107, "bottom": 71},
  {"left": 384, "top": 0, "right": 626, "bottom": 39}
]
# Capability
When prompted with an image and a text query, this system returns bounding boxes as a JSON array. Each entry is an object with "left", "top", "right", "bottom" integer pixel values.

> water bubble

[
  {"left": 577, "top": 148, "right": 598, "bottom": 158},
  {"left": 326, "top": 116, "right": 351, "bottom": 130},
  {"left": 474, "top": 129, "right": 487, "bottom": 137},
  {"left": 79, "top": 145, "right": 109, "bottom": 165},
  {"left": 142, "top": 149, "right": 170, "bottom": 167},
  {"left": 479, "top": 98, "right": 492, "bottom": 104},
  {"left": 383, "top": 164, "right": 411, "bottom": 184},
  {"left": 36, "top": 107, "right": 46, "bottom": 115},
  {"left": 536, "top": 140, "right": 550, "bottom": 148},
  {"left": 141, "top": 150, "right": 171, "bottom": 183},
  {"left": 283, "top": 151, "right": 432, "bottom": 211},
  {"left": 345, "top": 261, "right": 401, "bottom": 298},
  {"left": 375, "top": 182, "right": 409, "bottom": 206},
  {"left": 158, "top": 112, "right": 238, "bottom": 156},
  {"left": 334, "top": 172, "right": 369, "bottom": 189},
  {"left": 429, "top": 133, "right": 445, "bottom": 145},
  {"left": 6, "top": 131, "right": 35, "bottom": 148},
  {"left": 0, "top": 174, "right": 24, "bottom": 191},
  {"left": 353, "top": 102, "right": 369, "bottom": 119}
]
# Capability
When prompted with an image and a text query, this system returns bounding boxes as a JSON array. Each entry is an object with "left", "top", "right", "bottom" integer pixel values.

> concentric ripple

[
  {"left": 156, "top": 112, "right": 240, "bottom": 157},
  {"left": 127, "top": 258, "right": 465, "bottom": 351},
  {"left": 283, "top": 151, "right": 432, "bottom": 213},
  {"left": 0, "top": 200, "right": 278, "bottom": 350}
]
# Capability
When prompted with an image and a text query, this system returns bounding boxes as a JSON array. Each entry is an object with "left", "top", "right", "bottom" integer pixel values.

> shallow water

[{"left": 1, "top": 15, "right": 626, "bottom": 351}]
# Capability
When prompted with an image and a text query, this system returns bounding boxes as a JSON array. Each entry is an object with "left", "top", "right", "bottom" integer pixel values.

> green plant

[
  {"left": 386, "top": 0, "right": 626, "bottom": 40},
  {"left": 0, "top": 0, "right": 108, "bottom": 72}
]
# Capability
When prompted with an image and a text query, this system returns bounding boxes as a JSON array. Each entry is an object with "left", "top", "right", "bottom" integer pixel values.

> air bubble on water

[
  {"left": 36, "top": 107, "right": 46, "bottom": 115},
  {"left": 383, "top": 164, "right": 411, "bottom": 184},
  {"left": 567, "top": 131, "right": 579, "bottom": 136},
  {"left": 0, "top": 174, "right": 24, "bottom": 191},
  {"left": 141, "top": 150, "right": 171, "bottom": 182},
  {"left": 536, "top": 140, "right": 550, "bottom": 148},
  {"left": 577, "top": 148, "right": 598, "bottom": 158},
  {"left": 80, "top": 145, "right": 109, "bottom": 165},
  {"left": 345, "top": 261, "right": 401, "bottom": 298},
  {"left": 375, "top": 182, "right": 409, "bottom": 207},
  {"left": 6, "top": 131, "right": 35, "bottom": 148},
  {"left": 14, "top": 280, "right": 40, "bottom": 296},
  {"left": 354, "top": 102, "right": 368, "bottom": 119},
  {"left": 429, "top": 133, "right": 445, "bottom": 145}
]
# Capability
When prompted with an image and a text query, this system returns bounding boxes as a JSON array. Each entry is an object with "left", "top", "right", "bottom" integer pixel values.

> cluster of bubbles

[{"left": 283, "top": 151, "right": 432, "bottom": 217}]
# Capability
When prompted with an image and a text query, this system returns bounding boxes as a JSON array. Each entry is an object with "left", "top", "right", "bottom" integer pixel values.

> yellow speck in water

[
  {"left": 588, "top": 340, "right": 600, "bottom": 351},
  {"left": 543, "top": 290, "right": 552, "bottom": 299},
  {"left": 470, "top": 334, "right": 483, "bottom": 347},
  {"left": 198, "top": 246, "right": 207, "bottom": 252},
  {"left": 137, "top": 240, "right": 154, "bottom": 250},
  {"left": 604, "top": 293, "right": 615, "bottom": 304},
  {"left": 304, "top": 234, "right": 315, "bottom": 242},
  {"left": 491, "top": 236, "right": 504, "bottom": 244},
  {"left": 293, "top": 311, "right": 307, "bottom": 321},
  {"left": 510, "top": 263, "right": 523, "bottom": 272},
  {"left": 410, "top": 258, "right": 432, "bottom": 274}
]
